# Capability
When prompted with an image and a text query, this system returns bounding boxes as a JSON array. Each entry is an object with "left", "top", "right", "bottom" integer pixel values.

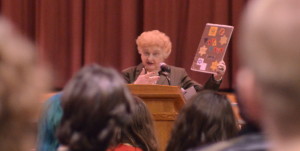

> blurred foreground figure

[
  {"left": 108, "top": 96, "right": 158, "bottom": 151},
  {"left": 56, "top": 64, "right": 134, "bottom": 151},
  {"left": 237, "top": 0, "right": 300, "bottom": 150},
  {"left": 167, "top": 90, "right": 238, "bottom": 151},
  {"left": 0, "top": 18, "right": 50, "bottom": 151},
  {"left": 193, "top": 0, "right": 300, "bottom": 150}
]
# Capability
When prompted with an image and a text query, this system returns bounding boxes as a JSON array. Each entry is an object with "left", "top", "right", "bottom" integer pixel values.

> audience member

[
  {"left": 55, "top": 64, "right": 134, "bottom": 151},
  {"left": 0, "top": 18, "right": 50, "bottom": 151},
  {"left": 192, "top": 0, "right": 300, "bottom": 150},
  {"left": 192, "top": 95, "right": 265, "bottom": 151},
  {"left": 166, "top": 90, "right": 238, "bottom": 151},
  {"left": 38, "top": 93, "right": 63, "bottom": 151},
  {"left": 122, "top": 30, "right": 226, "bottom": 91},
  {"left": 108, "top": 96, "right": 158, "bottom": 151},
  {"left": 235, "top": 93, "right": 261, "bottom": 137}
]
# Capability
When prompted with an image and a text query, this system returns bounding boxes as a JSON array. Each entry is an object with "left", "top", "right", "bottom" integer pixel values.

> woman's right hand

[{"left": 134, "top": 68, "right": 160, "bottom": 84}]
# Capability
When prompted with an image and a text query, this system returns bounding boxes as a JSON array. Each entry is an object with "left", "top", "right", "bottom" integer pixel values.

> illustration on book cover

[{"left": 191, "top": 23, "right": 234, "bottom": 74}]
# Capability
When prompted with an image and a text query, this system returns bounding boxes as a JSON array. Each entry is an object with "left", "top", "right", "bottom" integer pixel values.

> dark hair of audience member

[
  {"left": 110, "top": 96, "right": 158, "bottom": 151},
  {"left": 166, "top": 90, "right": 239, "bottom": 151},
  {"left": 56, "top": 64, "right": 134, "bottom": 151}
]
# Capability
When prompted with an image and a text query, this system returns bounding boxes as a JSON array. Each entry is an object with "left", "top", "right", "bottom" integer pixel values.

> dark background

[{"left": 0, "top": 0, "right": 248, "bottom": 91}]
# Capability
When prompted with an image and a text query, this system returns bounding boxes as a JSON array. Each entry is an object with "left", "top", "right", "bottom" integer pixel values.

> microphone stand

[
  {"left": 160, "top": 63, "right": 171, "bottom": 85},
  {"left": 160, "top": 71, "right": 171, "bottom": 85}
]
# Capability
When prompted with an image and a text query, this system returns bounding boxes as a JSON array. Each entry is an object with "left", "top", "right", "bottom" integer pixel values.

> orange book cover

[{"left": 191, "top": 23, "right": 234, "bottom": 74}]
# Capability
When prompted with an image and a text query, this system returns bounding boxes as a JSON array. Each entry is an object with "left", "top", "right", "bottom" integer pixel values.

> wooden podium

[{"left": 127, "top": 84, "right": 186, "bottom": 151}]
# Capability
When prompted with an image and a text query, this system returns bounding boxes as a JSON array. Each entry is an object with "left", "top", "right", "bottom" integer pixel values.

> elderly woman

[{"left": 122, "top": 30, "right": 226, "bottom": 91}]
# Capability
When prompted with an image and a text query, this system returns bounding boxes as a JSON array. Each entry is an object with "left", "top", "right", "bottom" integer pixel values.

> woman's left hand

[{"left": 214, "top": 60, "right": 226, "bottom": 81}]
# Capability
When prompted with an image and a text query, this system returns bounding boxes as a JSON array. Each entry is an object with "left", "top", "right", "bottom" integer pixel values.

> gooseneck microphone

[{"left": 159, "top": 63, "right": 171, "bottom": 85}]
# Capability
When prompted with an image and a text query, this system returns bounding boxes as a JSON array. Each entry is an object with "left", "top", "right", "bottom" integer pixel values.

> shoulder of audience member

[{"left": 189, "top": 133, "right": 267, "bottom": 151}]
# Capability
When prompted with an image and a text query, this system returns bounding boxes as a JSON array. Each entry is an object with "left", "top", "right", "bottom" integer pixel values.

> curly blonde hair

[
  {"left": 0, "top": 18, "right": 50, "bottom": 151},
  {"left": 136, "top": 30, "right": 172, "bottom": 59}
]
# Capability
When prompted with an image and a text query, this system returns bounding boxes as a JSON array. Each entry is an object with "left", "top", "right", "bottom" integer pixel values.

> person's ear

[{"left": 236, "top": 68, "right": 262, "bottom": 124}]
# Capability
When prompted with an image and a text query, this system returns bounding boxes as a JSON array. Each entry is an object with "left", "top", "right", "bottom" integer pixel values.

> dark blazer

[{"left": 122, "top": 63, "right": 221, "bottom": 91}]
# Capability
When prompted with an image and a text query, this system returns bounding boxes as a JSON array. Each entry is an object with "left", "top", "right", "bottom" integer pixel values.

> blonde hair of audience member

[
  {"left": 110, "top": 96, "right": 158, "bottom": 151},
  {"left": 56, "top": 64, "right": 134, "bottom": 151},
  {"left": 237, "top": 0, "right": 300, "bottom": 150},
  {"left": 166, "top": 90, "right": 238, "bottom": 151},
  {"left": 0, "top": 18, "right": 50, "bottom": 151}
]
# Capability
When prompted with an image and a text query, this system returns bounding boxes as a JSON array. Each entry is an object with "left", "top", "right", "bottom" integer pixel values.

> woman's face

[{"left": 140, "top": 47, "right": 165, "bottom": 72}]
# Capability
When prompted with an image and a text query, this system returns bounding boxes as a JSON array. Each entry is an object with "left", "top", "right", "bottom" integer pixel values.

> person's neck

[{"left": 122, "top": 143, "right": 133, "bottom": 146}]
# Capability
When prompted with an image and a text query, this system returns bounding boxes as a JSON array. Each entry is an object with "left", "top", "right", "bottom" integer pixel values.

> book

[{"left": 191, "top": 23, "right": 234, "bottom": 74}]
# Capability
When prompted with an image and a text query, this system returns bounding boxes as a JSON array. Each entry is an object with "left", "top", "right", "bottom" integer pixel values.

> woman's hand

[
  {"left": 214, "top": 60, "right": 226, "bottom": 81},
  {"left": 134, "top": 68, "right": 160, "bottom": 84}
]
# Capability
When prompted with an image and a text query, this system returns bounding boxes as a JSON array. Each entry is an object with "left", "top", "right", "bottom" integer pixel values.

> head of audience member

[
  {"left": 110, "top": 96, "right": 158, "bottom": 151},
  {"left": 237, "top": 0, "right": 300, "bottom": 145},
  {"left": 166, "top": 90, "right": 238, "bottom": 151},
  {"left": 136, "top": 30, "right": 172, "bottom": 72},
  {"left": 56, "top": 64, "right": 134, "bottom": 151},
  {"left": 235, "top": 93, "right": 261, "bottom": 136},
  {"left": 0, "top": 18, "right": 50, "bottom": 151}
]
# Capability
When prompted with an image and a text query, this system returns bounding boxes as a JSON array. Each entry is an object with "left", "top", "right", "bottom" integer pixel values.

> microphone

[
  {"left": 159, "top": 63, "right": 171, "bottom": 85},
  {"left": 160, "top": 63, "right": 171, "bottom": 75}
]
